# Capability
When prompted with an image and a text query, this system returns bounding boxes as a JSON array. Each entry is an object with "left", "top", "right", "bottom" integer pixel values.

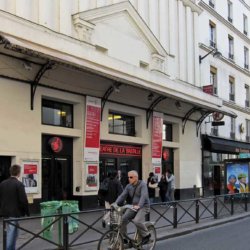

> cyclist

[{"left": 115, "top": 170, "right": 151, "bottom": 245}]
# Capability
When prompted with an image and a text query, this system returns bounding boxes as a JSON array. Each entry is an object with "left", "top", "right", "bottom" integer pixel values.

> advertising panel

[
  {"left": 22, "top": 160, "right": 39, "bottom": 193},
  {"left": 225, "top": 161, "right": 249, "bottom": 194},
  {"left": 84, "top": 96, "right": 101, "bottom": 162},
  {"left": 152, "top": 112, "right": 163, "bottom": 180},
  {"left": 85, "top": 162, "right": 98, "bottom": 191}
]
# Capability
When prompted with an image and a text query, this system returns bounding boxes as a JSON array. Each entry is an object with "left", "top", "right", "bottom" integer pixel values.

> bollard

[
  {"left": 193, "top": 185, "right": 197, "bottom": 198},
  {"left": 230, "top": 196, "right": 234, "bottom": 215},
  {"left": 63, "top": 215, "right": 69, "bottom": 250},
  {"left": 244, "top": 193, "right": 248, "bottom": 212},
  {"left": 173, "top": 205, "right": 177, "bottom": 228},
  {"left": 195, "top": 200, "right": 199, "bottom": 224},
  {"left": 214, "top": 197, "right": 217, "bottom": 219}
]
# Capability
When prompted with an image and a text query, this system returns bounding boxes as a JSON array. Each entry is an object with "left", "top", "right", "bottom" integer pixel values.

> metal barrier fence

[{"left": 2, "top": 193, "right": 250, "bottom": 250}]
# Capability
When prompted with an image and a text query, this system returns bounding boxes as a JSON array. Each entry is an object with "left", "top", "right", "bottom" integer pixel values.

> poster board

[
  {"left": 225, "top": 160, "right": 249, "bottom": 194},
  {"left": 21, "top": 160, "right": 39, "bottom": 194},
  {"left": 84, "top": 162, "right": 99, "bottom": 191}
]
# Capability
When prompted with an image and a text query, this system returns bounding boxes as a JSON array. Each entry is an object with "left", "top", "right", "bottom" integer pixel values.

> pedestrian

[
  {"left": 117, "top": 169, "right": 129, "bottom": 188},
  {"left": 165, "top": 169, "right": 175, "bottom": 206},
  {"left": 0, "top": 164, "right": 30, "bottom": 250},
  {"left": 158, "top": 174, "right": 168, "bottom": 203},
  {"left": 101, "top": 171, "right": 123, "bottom": 227},
  {"left": 115, "top": 170, "right": 151, "bottom": 245},
  {"left": 147, "top": 172, "right": 157, "bottom": 204}
]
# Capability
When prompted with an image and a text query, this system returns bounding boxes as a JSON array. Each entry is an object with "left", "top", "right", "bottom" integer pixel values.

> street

[{"left": 155, "top": 217, "right": 250, "bottom": 250}]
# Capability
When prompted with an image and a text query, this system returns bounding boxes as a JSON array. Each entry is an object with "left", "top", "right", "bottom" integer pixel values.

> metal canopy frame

[
  {"left": 31, "top": 61, "right": 55, "bottom": 110},
  {"left": 182, "top": 107, "right": 215, "bottom": 137},
  {"left": 146, "top": 96, "right": 166, "bottom": 128},
  {"left": 101, "top": 82, "right": 121, "bottom": 120}
]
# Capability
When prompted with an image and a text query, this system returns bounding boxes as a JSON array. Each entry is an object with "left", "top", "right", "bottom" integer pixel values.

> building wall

[
  {"left": 0, "top": 0, "right": 212, "bottom": 203},
  {"left": 0, "top": 0, "right": 201, "bottom": 85},
  {"left": 199, "top": 0, "right": 250, "bottom": 141}
]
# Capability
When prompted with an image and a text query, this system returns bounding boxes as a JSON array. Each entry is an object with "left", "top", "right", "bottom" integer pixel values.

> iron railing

[{"left": 2, "top": 193, "right": 250, "bottom": 249}]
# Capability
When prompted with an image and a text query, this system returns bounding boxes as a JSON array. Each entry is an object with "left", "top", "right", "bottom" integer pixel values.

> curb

[{"left": 157, "top": 212, "right": 250, "bottom": 240}]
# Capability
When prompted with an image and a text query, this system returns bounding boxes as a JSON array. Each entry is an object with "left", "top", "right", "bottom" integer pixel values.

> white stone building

[
  {"left": 198, "top": 0, "right": 250, "bottom": 196},
  {"left": 0, "top": 0, "right": 238, "bottom": 209}
]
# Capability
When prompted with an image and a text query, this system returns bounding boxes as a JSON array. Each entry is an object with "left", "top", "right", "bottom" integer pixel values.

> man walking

[{"left": 0, "top": 164, "right": 30, "bottom": 250}]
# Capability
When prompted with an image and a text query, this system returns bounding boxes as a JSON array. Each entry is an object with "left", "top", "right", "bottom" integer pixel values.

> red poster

[
  {"left": 88, "top": 165, "right": 97, "bottom": 174},
  {"left": 152, "top": 113, "right": 163, "bottom": 159},
  {"left": 24, "top": 164, "right": 37, "bottom": 174},
  {"left": 85, "top": 105, "right": 101, "bottom": 148}
]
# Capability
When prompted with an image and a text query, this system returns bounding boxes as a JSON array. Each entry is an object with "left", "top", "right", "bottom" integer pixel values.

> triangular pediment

[{"left": 73, "top": 1, "right": 167, "bottom": 71}]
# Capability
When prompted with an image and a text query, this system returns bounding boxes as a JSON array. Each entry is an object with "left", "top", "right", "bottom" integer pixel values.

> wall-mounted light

[
  {"left": 147, "top": 92, "right": 154, "bottom": 101},
  {"left": 199, "top": 48, "right": 222, "bottom": 64},
  {"left": 113, "top": 83, "right": 120, "bottom": 93},
  {"left": 23, "top": 61, "right": 32, "bottom": 71},
  {"left": 175, "top": 101, "right": 182, "bottom": 110}
]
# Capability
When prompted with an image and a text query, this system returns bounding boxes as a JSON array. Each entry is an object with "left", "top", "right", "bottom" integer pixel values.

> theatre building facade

[{"left": 0, "top": 0, "right": 240, "bottom": 210}]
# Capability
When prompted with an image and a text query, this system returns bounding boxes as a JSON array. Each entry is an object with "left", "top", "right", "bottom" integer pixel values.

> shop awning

[{"left": 202, "top": 135, "right": 250, "bottom": 154}]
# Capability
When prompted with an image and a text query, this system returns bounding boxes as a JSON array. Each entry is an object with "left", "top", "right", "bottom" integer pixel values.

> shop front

[
  {"left": 99, "top": 142, "right": 142, "bottom": 183},
  {"left": 202, "top": 135, "right": 250, "bottom": 197}
]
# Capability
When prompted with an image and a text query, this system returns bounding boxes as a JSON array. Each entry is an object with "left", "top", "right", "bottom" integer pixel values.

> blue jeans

[{"left": 6, "top": 219, "right": 18, "bottom": 250}]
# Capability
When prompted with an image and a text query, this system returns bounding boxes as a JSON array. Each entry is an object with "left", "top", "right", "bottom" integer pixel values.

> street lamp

[{"left": 199, "top": 48, "right": 222, "bottom": 64}]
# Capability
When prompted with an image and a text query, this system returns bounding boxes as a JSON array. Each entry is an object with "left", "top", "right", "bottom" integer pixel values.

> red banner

[
  {"left": 203, "top": 85, "right": 213, "bottom": 95},
  {"left": 152, "top": 113, "right": 163, "bottom": 159},
  {"left": 85, "top": 105, "right": 101, "bottom": 148}
]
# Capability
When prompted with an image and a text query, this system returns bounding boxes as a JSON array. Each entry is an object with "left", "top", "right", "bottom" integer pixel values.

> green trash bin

[
  {"left": 40, "top": 201, "right": 62, "bottom": 240},
  {"left": 61, "top": 200, "right": 79, "bottom": 234}
]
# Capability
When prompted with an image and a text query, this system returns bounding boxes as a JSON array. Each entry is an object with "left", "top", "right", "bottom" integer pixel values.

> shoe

[
  {"left": 123, "top": 238, "right": 129, "bottom": 244},
  {"left": 141, "top": 233, "right": 151, "bottom": 245}
]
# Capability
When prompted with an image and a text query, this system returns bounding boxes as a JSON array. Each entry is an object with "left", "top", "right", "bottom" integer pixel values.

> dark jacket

[
  {"left": 104, "top": 177, "right": 123, "bottom": 204},
  {"left": 147, "top": 177, "right": 156, "bottom": 198},
  {"left": 0, "top": 177, "right": 30, "bottom": 217},
  {"left": 158, "top": 176, "right": 168, "bottom": 193}
]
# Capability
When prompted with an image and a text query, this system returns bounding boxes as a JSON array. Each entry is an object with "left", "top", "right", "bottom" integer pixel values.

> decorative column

[
  {"left": 178, "top": 0, "right": 187, "bottom": 81},
  {"left": 186, "top": 6, "right": 194, "bottom": 84},
  {"left": 159, "top": 0, "right": 169, "bottom": 53},
  {"left": 193, "top": 11, "right": 200, "bottom": 86}
]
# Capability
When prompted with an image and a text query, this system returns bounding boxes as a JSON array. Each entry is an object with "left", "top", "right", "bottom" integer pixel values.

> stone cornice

[
  {"left": 223, "top": 100, "right": 250, "bottom": 115},
  {"left": 199, "top": 43, "right": 250, "bottom": 78},
  {"left": 181, "top": 0, "right": 203, "bottom": 14},
  {"left": 198, "top": 0, "right": 250, "bottom": 44},
  {"left": 240, "top": 0, "right": 250, "bottom": 10}
]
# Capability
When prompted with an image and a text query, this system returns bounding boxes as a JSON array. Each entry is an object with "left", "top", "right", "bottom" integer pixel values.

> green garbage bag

[
  {"left": 61, "top": 200, "right": 79, "bottom": 234},
  {"left": 40, "top": 201, "right": 62, "bottom": 240}
]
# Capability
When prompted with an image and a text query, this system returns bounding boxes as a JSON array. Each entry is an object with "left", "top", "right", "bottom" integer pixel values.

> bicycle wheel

[
  {"left": 143, "top": 225, "right": 156, "bottom": 250},
  {"left": 97, "top": 230, "right": 124, "bottom": 250}
]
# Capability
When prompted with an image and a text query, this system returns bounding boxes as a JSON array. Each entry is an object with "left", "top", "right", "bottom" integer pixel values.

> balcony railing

[
  {"left": 228, "top": 17, "right": 233, "bottom": 23},
  {"left": 246, "top": 100, "right": 249, "bottom": 107},
  {"left": 246, "top": 136, "right": 250, "bottom": 142},
  {"left": 245, "top": 64, "right": 249, "bottom": 70},
  {"left": 229, "top": 53, "right": 234, "bottom": 60},
  {"left": 230, "top": 132, "right": 235, "bottom": 139},
  {"left": 210, "top": 40, "right": 216, "bottom": 48},
  {"left": 209, "top": 0, "right": 215, "bottom": 8},
  {"left": 229, "top": 94, "right": 235, "bottom": 102},
  {"left": 244, "top": 30, "right": 248, "bottom": 36}
]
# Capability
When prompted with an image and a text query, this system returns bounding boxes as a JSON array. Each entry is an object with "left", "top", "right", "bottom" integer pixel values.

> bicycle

[{"left": 97, "top": 204, "right": 156, "bottom": 250}]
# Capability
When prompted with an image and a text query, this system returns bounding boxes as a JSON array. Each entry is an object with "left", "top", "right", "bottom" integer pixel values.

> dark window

[
  {"left": 162, "top": 123, "right": 173, "bottom": 141},
  {"left": 42, "top": 99, "right": 73, "bottom": 128},
  {"left": 108, "top": 112, "right": 135, "bottom": 136}
]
